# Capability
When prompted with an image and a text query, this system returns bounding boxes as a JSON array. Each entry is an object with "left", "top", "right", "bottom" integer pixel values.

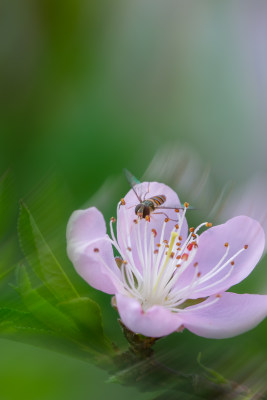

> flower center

[{"left": 107, "top": 201, "right": 248, "bottom": 313}]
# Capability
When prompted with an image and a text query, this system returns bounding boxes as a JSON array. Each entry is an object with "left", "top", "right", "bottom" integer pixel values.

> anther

[
  {"left": 163, "top": 240, "right": 168, "bottom": 244},
  {"left": 120, "top": 198, "right": 126, "bottom": 205},
  {"left": 151, "top": 228, "right": 157, "bottom": 237},
  {"left": 170, "top": 252, "right": 175, "bottom": 259},
  {"left": 176, "top": 255, "right": 181, "bottom": 260},
  {"left": 176, "top": 242, "right": 181, "bottom": 246},
  {"left": 184, "top": 202, "right": 189, "bottom": 208},
  {"left": 244, "top": 244, "right": 248, "bottom": 249},
  {"left": 154, "top": 249, "right": 159, "bottom": 254},
  {"left": 156, "top": 243, "right": 161, "bottom": 248},
  {"left": 122, "top": 260, "right": 128, "bottom": 265},
  {"left": 133, "top": 219, "right": 138, "bottom": 224},
  {"left": 216, "top": 294, "right": 222, "bottom": 298},
  {"left": 175, "top": 224, "right": 179, "bottom": 229},
  {"left": 189, "top": 227, "right": 195, "bottom": 233},
  {"left": 194, "top": 262, "right": 198, "bottom": 267},
  {"left": 206, "top": 222, "right": 212, "bottom": 228},
  {"left": 179, "top": 235, "right": 183, "bottom": 241},
  {"left": 93, "top": 248, "right": 99, "bottom": 253},
  {"left": 145, "top": 215, "right": 150, "bottom": 222},
  {"left": 187, "top": 243, "right": 194, "bottom": 251},
  {"left": 110, "top": 217, "right": 116, "bottom": 223},
  {"left": 182, "top": 253, "right": 188, "bottom": 261},
  {"left": 165, "top": 217, "right": 170, "bottom": 223},
  {"left": 165, "top": 244, "right": 170, "bottom": 248},
  {"left": 197, "top": 272, "right": 201, "bottom": 277},
  {"left": 175, "top": 209, "right": 180, "bottom": 213},
  {"left": 127, "top": 247, "right": 132, "bottom": 252},
  {"left": 231, "top": 261, "right": 235, "bottom": 266},
  {"left": 176, "top": 264, "right": 181, "bottom": 268},
  {"left": 192, "top": 233, "right": 197, "bottom": 239},
  {"left": 224, "top": 242, "right": 229, "bottom": 248}
]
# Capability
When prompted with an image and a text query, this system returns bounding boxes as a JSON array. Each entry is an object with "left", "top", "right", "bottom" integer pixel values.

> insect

[{"left": 123, "top": 169, "right": 188, "bottom": 220}]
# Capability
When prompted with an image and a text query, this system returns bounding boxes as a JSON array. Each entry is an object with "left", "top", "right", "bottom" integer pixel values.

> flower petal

[
  {"left": 175, "top": 216, "right": 265, "bottom": 298},
  {"left": 67, "top": 207, "right": 120, "bottom": 294},
  {"left": 180, "top": 292, "right": 267, "bottom": 339},
  {"left": 116, "top": 293, "right": 183, "bottom": 337},
  {"left": 117, "top": 182, "right": 188, "bottom": 271}
]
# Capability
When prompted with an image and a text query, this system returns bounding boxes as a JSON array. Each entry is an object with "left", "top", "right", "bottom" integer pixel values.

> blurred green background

[{"left": 1, "top": 1, "right": 267, "bottom": 399}]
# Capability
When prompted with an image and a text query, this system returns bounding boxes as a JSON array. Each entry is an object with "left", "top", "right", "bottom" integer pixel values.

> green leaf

[
  {"left": 16, "top": 265, "right": 80, "bottom": 339},
  {"left": 197, "top": 353, "right": 227, "bottom": 384},
  {"left": 18, "top": 202, "right": 79, "bottom": 302},
  {"left": 59, "top": 297, "right": 115, "bottom": 355},
  {"left": 0, "top": 307, "right": 48, "bottom": 332}
]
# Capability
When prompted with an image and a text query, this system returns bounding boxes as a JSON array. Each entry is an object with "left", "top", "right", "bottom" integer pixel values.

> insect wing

[{"left": 123, "top": 169, "right": 142, "bottom": 202}]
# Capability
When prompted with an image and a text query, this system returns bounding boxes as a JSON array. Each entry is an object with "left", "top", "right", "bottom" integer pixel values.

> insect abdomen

[{"left": 149, "top": 195, "right": 166, "bottom": 207}]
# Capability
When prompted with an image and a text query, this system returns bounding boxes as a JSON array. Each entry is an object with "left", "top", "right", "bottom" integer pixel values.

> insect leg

[
  {"left": 153, "top": 212, "right": 178, "bottom": 222},
  {"left": 143, "top": 182, "right": 150, "bottom": 200}
]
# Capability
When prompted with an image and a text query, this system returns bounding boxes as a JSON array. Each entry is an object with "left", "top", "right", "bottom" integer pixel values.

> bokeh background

[{"left": 1, "top": 1, "right": 267, "bottom": 399}]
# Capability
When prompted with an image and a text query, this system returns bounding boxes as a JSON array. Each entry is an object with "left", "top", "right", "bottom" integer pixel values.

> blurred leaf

[
  {"left": 16, "top": 265, "right": 80, "bottom": 339},
  {"left": 59, "top": 297, "right": 115, "bottom": 355},
  {"left": 197, "top": 353, "right": 227, "bottom": 385},
  {"left": 18, "top": 202, "right": 79, "bottom": 302},
  {"left": 0, "top": 307, "right": 49, "bottom": 332},
  {"left": 0, "top": 170, "right": 16, "bottom": 239}
]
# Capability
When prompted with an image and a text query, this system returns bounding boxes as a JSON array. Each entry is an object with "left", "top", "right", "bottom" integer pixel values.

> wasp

[{"left": 123, "top": 169, "right": 189, "bottom": 220}]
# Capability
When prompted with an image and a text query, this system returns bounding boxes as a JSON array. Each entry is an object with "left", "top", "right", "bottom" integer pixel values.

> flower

[{"left": 66, "top": 181, "right": 267, "bottom": 338}]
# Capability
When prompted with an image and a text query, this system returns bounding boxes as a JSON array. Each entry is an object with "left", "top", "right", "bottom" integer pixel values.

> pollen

[
  {"left": 189, "top": 227, "right": 195, "bottom": 233},
  {"left": 244, "top": 244, "right": 248, "bottom": 249},
  {"left": 145, "top": 215, "right": 150, "bottom": 222},
  {"left": 175, "top": 209, "right": 180, "bottom": 213},
  {"left": 165, "top": 217, "right": 170, "bottom": 223},
  {"left": 184, "top": 202, "right": 189, "bottom": 208},
  {"left": 224, "top": 242, "right": 229, "bottom": 247},
  {"left": 163, "top": 240, "right": 168, "bottom": 244},
  {"left": 179, "top": 235, "right": 183, "bottom": 241},
  {"left": 187, "top": 242, "right": 194, "bottom": 251},
  {"left": 110, "top": 217, "right": 116, "bottom": 223},
  {"left": 206, "top": 222, "right": 212, "bottom": 228},
  {"left": 175, "top": 224, "right": 179, "bottom": 229},
  {"left": 151, "top": 228, "right": 157, "bottom": 237},
  {"left": 93, "top": 248, "right": 99, "bottom": 253},
  {"left": 231, "top": 261, "right": 235, "bottom": 266},
  {"left": 120, "top": 198, "right": 126, "bottom": 205},
  {"left": 176, "top": 255, "right": 181, "bottom": 259}
]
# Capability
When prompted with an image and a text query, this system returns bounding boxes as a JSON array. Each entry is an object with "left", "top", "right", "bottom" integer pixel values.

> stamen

[
  {"left": 153, "top": 231, "right": 178, "bottom": 294},
  {"left": 120, "top": 198, "right": 126, "bottom": 205}
]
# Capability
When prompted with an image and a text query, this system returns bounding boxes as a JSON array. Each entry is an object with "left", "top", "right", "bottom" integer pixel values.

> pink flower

[{"left": 66, "top": 182, "right": 267, "bottom": 338}]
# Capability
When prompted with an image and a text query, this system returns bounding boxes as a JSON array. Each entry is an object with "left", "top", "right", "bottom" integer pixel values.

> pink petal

[
  {"left": 116, "top": 293, "right": 183, "bottom": 337},
  {"left": 67, "top": 207, "right": 119, "bottom": 294},
  {"left": 180, "top": 292, "right": 267, "bottom": 339},
  {"left": 117, "top": 182, "right": 188, "bottom": 271},
  {"left": 175, "top": 216, "right": 265, "bottom": 298}
]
